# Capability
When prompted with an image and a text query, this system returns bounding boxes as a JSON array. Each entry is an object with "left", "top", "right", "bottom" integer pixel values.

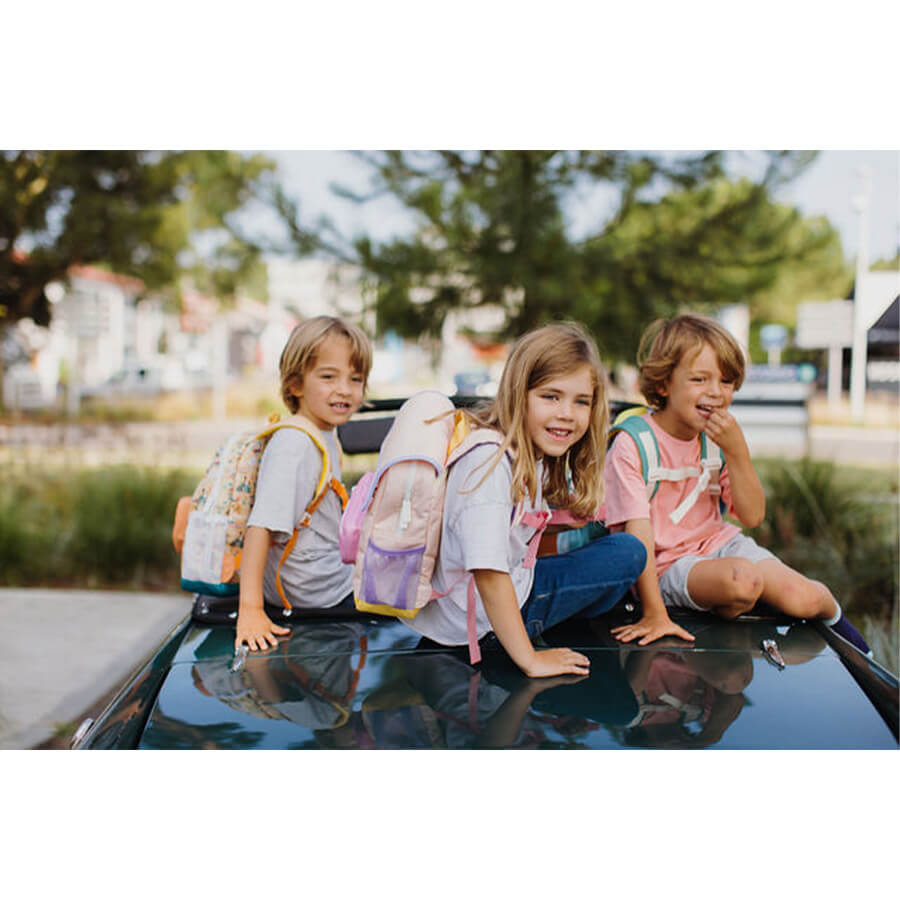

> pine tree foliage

[{"left": 285, "top": 150, "right": 840, "bottom": 361}]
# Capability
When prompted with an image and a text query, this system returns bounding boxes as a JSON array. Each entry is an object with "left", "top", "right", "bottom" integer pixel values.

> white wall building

[{"left": 267, "top": 258, "right": 369, "bottom": 322}]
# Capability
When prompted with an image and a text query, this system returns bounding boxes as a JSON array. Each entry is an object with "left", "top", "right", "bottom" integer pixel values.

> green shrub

[
  {"left": 750, "top": 458, "right": 898, "bottom": 619},
  {"left": 64, "top": 466, "right": 198, "bottom": 588},
  {"left": 0, "top": 463, "right": 198, "bottom": 590},
  {"left": 0, "top": 478, "right": 53, "bottom": 583},
  {"left": 861, "top": 609, "right": 899, "bottom": 674}
]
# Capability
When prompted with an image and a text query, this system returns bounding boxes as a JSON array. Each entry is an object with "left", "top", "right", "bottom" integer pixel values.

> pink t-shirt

[{"left": 603, "top": 415, "right": 740, "bottom": 576}]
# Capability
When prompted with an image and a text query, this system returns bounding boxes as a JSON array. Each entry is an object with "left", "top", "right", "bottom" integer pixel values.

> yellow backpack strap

[
  {"left": 446, "top": 409, "right": 472, "bottom": 459},
  {"left": 257, "top": 417, "right": 332, "bottom": 505},
  {"left": 261, "top": 415, "right": 341, "bottom": 611},
  {"left": 609, "top": 404, "right": 651, "bottom": 432}
]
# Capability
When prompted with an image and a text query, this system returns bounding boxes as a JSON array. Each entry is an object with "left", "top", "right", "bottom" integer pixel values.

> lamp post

[{"left": 849, "top": 167, "right": 872, "bottom": 423}]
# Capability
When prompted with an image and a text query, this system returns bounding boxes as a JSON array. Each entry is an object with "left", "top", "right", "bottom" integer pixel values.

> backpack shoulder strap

[
  {"left": 259, "top": 415, "right": 347, "bottom": 613},
  {"left": 699, "top": 432, "right": 726, "bottom": 513},
  {"left": 608, "top": 409, "right": 661, "bottom": 499},
  {"left": 446, "top": 423, "right": 505, "bottom": 467},
  {"left": 258, "top": 414, "right": 337, "bottom": 506},
  {"left": 698, "top": 431, "right": 723, "bottom": 469}
]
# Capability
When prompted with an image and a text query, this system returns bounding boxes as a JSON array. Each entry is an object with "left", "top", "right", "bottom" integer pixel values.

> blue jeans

[{"left": 519, "top": 532, "right": 646, "bottom": 640}]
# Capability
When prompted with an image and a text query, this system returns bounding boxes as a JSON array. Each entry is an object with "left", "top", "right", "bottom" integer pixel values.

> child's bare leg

[
  {"left": 754, "top": 559, "right": 837, "bottom": 620},
  {"left": 687, "top": 555, "right": 870, "bottom": 654},
  {"left": 686, "top": 557, "right": 765, "bottom": 619}
]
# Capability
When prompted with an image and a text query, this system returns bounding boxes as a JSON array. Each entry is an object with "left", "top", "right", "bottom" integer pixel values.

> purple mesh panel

[{"left": 362, "top": 541, "right": 426, "bottom": 611}]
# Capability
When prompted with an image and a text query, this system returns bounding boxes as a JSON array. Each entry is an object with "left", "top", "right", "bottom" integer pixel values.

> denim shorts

[{"left": 659, "top": 533, "right": 776, "bottom": 611}]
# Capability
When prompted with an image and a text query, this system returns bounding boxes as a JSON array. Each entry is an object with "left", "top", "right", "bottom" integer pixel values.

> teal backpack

[{"left": 607, "top": 406, "right": 726, "bottom": 524}]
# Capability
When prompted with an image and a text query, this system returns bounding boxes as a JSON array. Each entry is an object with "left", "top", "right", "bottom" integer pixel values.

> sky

[{"left": 265, "top": 150, "right": 900, "bottom": 264}]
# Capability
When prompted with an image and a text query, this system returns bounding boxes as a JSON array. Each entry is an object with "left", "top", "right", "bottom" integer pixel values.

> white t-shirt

[
  {"left": 402, "top": 443, "right": 548, "bottom": 646},
  {"left": 247, "top": 427, "right": 351, "bottom": 608}
]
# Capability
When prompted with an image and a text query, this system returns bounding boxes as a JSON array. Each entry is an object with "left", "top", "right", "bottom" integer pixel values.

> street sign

[
  {"left": 760, "top": 323, "right": 787, "bottom": 350},
  {"left": 795, "top": 300, "right": 854, "bottom": 349}
]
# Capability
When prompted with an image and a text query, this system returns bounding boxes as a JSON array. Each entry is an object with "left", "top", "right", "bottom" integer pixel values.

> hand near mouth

[{"left": 702, "top": 407, "right": 746, "bottom": 457}]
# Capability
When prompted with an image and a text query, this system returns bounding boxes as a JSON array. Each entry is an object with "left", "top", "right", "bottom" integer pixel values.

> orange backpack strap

[
  {"left": 274, "top": 527, "right": 301, "bottom": 611},
  {"left": 172, "top": 496, "right": 192, "bottom": 553},
  {"left": 331, "top": 477, "right": 349, "bottom": 511},
  {"left": 271, "top": 436, "right": 349, "bottom": 611}
]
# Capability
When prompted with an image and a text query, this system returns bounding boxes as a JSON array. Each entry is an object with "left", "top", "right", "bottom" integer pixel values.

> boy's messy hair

[
  {"left": 463, "top": 321, "right": 609, "bottom": 519},
  {"left": 637, "top": 314, "right": 745, "bottom": 410},
  {"left": 279, "top": 316, "right": 373, "bottom": 414}
]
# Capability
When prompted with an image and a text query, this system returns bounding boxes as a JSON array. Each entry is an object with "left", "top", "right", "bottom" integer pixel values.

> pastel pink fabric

[
  {"left": 603, "top": 415, "right": 740, "bottom": 576},
  {"left": 339, "top": 471, "right": 374, "bottom": 563},
  {"left": 521, "top": 510, "right": 551, "bottom": 570}
]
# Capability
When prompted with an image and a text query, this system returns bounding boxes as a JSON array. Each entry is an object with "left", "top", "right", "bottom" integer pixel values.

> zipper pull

[
  {"left": 399, "top": 497, "right": 412, "bottom": 530},
  {"left": 397, "top": 462, "right": 417, "bottom": 532}
]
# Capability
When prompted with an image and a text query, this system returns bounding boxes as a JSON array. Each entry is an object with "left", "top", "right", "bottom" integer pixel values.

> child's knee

[
  {"left": 718, "top": 560, "right": 763, "bottom": 615},
  {"left": 781, "top": 578, "right": 830, "bottom": 619}
]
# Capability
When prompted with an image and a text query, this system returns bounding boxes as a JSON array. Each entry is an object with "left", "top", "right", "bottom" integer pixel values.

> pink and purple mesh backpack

[{"left": 339, "top": 391, "right": 514, "bottom": 663}]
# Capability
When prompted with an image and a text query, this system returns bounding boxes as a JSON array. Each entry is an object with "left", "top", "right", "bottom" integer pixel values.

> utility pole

[
  {"left": 211, "top": 317, "right": 227, "bottom": 421},
  {"left": 850, "top": 167, "right": 872, "bottom": 423}
]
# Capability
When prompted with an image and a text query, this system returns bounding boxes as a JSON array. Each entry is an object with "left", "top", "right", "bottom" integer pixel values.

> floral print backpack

[{"left": 173, "top": 414, "right": 347, "bottom": 609}]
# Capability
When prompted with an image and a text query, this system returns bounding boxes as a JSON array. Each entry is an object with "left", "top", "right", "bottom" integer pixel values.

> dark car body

[
  {"left": 73, "top": 398, "right": 899, "bottom": 750},
  {"left": 75, "top": 601, "right": 897, "bottom": 750}
]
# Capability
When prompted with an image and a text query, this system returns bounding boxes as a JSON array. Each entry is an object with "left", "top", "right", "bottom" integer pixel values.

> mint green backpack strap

[
  {"left": 608, "top": 409, "right": 660, "bottom": 500},
  {"left": 699, "top": 432, "right": 727, "bottom": 515}
]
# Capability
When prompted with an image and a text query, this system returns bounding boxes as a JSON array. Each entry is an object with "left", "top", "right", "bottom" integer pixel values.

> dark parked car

[{"left": 72, "top": 399, "right": 899, "bottom": 750}]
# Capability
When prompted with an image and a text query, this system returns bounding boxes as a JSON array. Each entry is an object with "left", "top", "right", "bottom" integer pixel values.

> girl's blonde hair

[
  {"left": 637, "top": 314, "right": 746, "bottom": 410},
  {"left": 462, "top": 321, "right": 609, "bottom": 519},
  {"left": 279, "top": 316, "right": 373, "bottom": 414}
]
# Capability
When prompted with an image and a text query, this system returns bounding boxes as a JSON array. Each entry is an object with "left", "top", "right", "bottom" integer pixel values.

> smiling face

[
  {"left": 525, "top": 364, "right": 594, "bottom": 458},
  {"left": 289, "top": 334, "right": 365, "bottom": 431},
  {"left": 654, "top": 342, "right": 735, "bottom": 440}
]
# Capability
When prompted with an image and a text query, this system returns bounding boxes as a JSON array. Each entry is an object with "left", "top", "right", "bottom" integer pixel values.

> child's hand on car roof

[
  {"left": 235, "top": 608, "right": 291, "bottom": 652},
  {"left": 611, "top": 611, "right": 695, "bottom": 646},
  {"left": 522, "top": 647, "right": 591, "bottom": 678}
]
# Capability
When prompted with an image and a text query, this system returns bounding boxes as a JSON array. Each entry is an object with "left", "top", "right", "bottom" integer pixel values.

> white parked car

[{"left": 83, "top": 358, "right": 187, "bottom": 397}]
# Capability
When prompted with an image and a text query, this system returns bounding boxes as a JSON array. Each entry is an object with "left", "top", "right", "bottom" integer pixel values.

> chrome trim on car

[{"left": 71, "top": 718, "right": 94, "bottom": 749}]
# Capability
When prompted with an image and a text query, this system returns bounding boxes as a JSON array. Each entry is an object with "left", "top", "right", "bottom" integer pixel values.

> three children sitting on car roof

[{"left": 232, "top": 312, "right": 870, "bottom": 668}]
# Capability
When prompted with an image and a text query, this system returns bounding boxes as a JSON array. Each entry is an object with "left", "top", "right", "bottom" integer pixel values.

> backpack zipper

[{"left": 398, "top": 462, "right": 417, "bottom": 532}]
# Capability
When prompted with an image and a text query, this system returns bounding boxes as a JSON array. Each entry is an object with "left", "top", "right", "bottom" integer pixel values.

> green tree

[
  {"left": 0, "top": 150, "right": 274, "bottom": 326},
  {"left": 276, "top": 150, "right": 840, "bottom": 362},
  {"left": 871, "top": 253, "right": 900, "bottom": 271},
  {"left": 1, "top": 150, "right": 274, "bottom": 408},
  {"left": 747, "top": 216, "right": 851, "bottom": 329}
]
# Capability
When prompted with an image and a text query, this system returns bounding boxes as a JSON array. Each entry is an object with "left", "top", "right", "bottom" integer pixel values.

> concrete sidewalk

[{"left": 0, "top": 588, "right": 193, "bottom": 750}]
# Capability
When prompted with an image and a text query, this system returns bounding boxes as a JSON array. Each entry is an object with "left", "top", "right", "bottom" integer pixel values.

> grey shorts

[{"left": 658, "top": 533, "right": 777, "bottom": 611}]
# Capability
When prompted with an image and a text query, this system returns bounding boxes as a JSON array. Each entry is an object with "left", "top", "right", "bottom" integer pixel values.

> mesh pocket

[
  {"left": 362, "top": 540, "right": 426, "bottom": 612},
  {"left": 182, "top": 512, "right": 227, "bottom": 583}
]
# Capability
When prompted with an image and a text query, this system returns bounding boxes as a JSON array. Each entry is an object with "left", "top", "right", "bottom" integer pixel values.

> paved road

[
  {"left": 3, "top": 417, "right": 896, "bottom": 466},
  {"left": 0, "top": 588, "right": 192, "bottom": 750}
]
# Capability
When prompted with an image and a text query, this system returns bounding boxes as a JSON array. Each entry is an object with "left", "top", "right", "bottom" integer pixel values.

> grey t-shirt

[
  {"left": 402, "top": 443, "right": 547, "bottom": 646},
  {"left": 247, "top": 427, "right": 351, "bottom": 609}
]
